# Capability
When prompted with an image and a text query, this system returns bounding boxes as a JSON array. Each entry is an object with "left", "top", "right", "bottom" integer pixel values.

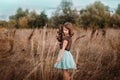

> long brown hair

[
  {"left": 56, "top": 25, "right": 63, "bottom": 42},
  {"left": 56, "top": 22, "right": 74, "bottom": 42},
  {"left": 64, "top": 22, "right": 74, "bottom": 37}
]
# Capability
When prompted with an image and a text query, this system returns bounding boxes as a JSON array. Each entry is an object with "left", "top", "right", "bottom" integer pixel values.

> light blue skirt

[{"left": 54, "top": 49, "right": 76, "bottom": 69}]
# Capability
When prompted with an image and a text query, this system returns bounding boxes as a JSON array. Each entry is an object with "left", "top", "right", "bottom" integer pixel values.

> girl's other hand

[{"left": 56, "top": 58, "right": 61, "bottom": 64}]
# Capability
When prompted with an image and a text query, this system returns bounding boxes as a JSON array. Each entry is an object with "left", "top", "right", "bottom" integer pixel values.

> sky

[{"left": 0, "top": 0, "right": 120, "bottom": 21}]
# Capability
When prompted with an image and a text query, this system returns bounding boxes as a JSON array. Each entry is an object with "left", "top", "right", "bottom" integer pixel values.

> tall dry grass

[{"left": 0, "top": 27, "right": 120, "bottom": 80}]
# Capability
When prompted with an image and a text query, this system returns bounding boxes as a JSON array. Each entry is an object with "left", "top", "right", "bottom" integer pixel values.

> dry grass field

[{"left": 0, "top": 27, "right": 120, "bottom": 80}]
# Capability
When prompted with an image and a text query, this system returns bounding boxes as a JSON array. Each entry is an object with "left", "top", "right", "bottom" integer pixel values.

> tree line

[{"left": 0, "top": 1, "right": 120, "bottom": 29}]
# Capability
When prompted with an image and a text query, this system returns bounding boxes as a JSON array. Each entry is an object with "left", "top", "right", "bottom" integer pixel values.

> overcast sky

[{"left": 0, "top": 0, "right": 120, "bottom": 21}]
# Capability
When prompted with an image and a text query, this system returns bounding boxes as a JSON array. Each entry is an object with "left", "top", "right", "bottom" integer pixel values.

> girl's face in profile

[{"left": 63, "top": 27, "right": 69, "bottom": 36}]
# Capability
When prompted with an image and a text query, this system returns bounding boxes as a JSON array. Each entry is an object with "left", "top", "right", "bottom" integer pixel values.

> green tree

[
  {"left": 27, "top": 10, "right": 38, "bottom": 28},
  {"left": 7, "top": 20, "right": 17, "bottom": 28},
  {"left": 9, "top": 8, "right": 28, "bottom": 20},
  {"left": 28, "top": 10, "right": 48, "bottom": 28},
  {"left": 0, "top": 20, "right": 7, "bottom": 28},
  {"left": 80, "top": 1, "right": 110, "bottom": 29},
  {"left": 9, "top": 8, "right": 29, "bottom": 28},
  {"left": 50, "top": 0, "right": 79, "bottom": 27},
  {"left": 110, "top": 14, "right": 120, "bottom": 28},
  {"left": 60, "top": 0, "right": 73, "bottom": 14},
  {"left": 116, "top": 4, "right": 120, "bottom": 15},
  {"left": 38, "top": 11, "right": 48, "bottom": 27},
  {"left": 18, "top": 17, "right": 29, "bottom": 28}
]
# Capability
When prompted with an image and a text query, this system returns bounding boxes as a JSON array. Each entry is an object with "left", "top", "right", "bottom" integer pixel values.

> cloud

[{"left": 0, "top": 0, "right": 120, "bottom": 20}]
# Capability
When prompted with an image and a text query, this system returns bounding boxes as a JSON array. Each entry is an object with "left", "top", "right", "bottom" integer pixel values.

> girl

[{"left": 54, "top": 22, "right": 76, "bottom": 80}]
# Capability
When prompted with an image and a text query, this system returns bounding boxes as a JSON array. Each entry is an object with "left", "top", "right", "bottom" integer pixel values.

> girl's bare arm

[{"left": 60, "top": 40, "right": 68, "bottom": 59}]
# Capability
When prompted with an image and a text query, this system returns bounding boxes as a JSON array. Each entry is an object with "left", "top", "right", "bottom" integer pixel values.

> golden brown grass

[{"left": 0, "top": 27, "right": 120, "bottom": 80}]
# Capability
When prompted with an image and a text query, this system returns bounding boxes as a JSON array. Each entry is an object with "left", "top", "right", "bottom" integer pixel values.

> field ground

[{"left": 0, "top": 28, "right": 120, "bottom": 80}]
